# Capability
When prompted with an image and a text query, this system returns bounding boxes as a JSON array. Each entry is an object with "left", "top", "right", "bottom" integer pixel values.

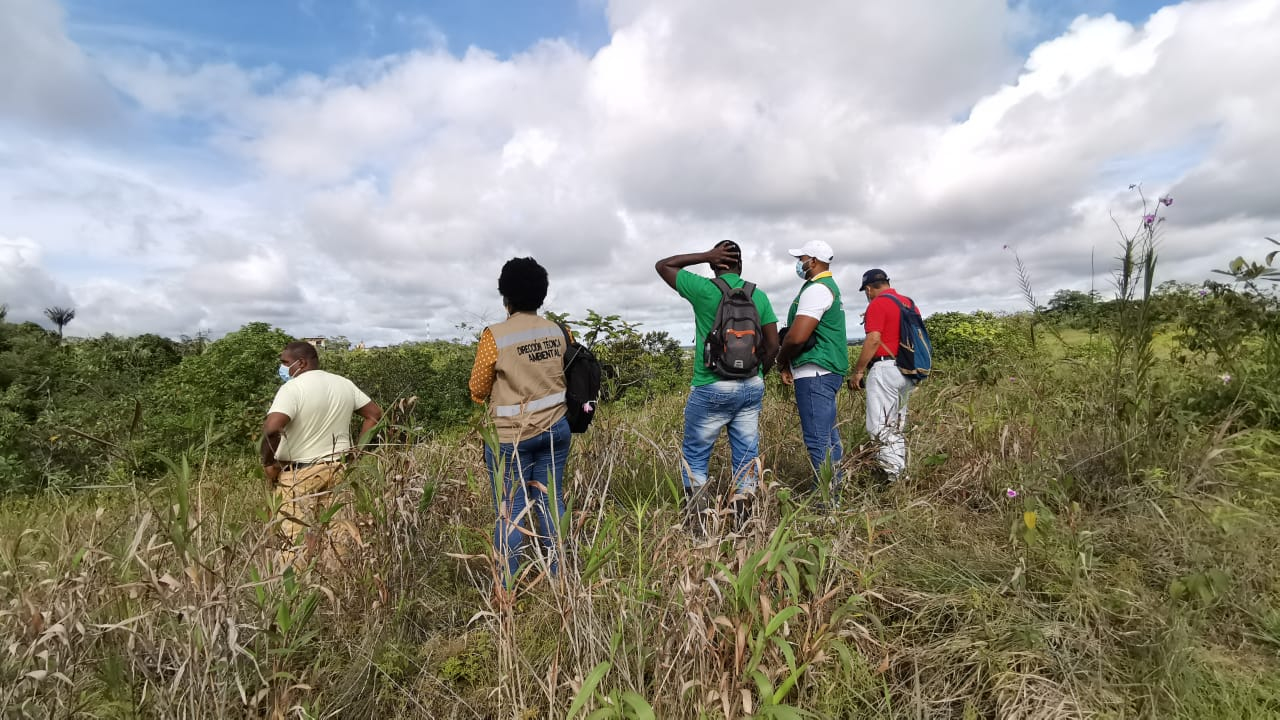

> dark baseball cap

[{"left": 858, "top": 268, "right": 890, "bottom": 291}]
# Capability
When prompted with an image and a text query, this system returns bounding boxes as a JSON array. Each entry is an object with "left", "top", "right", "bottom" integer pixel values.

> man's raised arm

[{"left": 655, "top": 244, "right": 741, "bottom": 289}]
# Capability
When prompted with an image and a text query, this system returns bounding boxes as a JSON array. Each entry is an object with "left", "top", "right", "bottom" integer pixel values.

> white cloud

[
  {"left": 98, "top": 52, "right": 278, "bottom": 118},
  {"left": 71, "top": 278, "right": 208, "bottom": 338},
  {"left": 1, "top": 0, "right": 1278, "bottom": 345},
  {"left": 0, "top": 237, "right": 75, "bottom": 329},
  {"left": 0, "top": 0, "right": 118, "bottom": 131},
  {"left": 234, "top": 41, "right": 590, "bottom": 183},
  {"left": 871, "top": 0, "right": 1280, "bottom": 233}
]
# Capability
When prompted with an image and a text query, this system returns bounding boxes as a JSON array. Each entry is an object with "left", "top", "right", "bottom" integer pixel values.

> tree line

[{"left": 3, "top": 249, "right": 1276, "bottom": 493}]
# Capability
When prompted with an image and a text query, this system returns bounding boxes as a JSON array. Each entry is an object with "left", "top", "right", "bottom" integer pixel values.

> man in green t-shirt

[
  {"left": 655, "top": 241, "right": 780, "bottom": 532},
  {"left": 776, "top": 240, "right": 848, "bottom": 501}
]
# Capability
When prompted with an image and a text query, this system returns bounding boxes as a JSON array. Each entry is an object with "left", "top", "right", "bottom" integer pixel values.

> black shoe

[
  {"left": 729, "top": 495, "right": 754, "bottom": 534},
  {"left": 683, "top": 485, "right": 714, "bottom": 538}
]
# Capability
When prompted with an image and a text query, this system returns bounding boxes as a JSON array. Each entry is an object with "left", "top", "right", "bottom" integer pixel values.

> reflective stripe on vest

[
  {"left": 493, "top": 390, "right": 566, "bottom": 418},
  {"left": 495, "top": 326, "right": 559, "bottom": 349}
]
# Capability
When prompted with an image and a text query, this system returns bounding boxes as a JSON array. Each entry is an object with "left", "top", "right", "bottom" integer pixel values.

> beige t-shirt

[{"left": 268, "top": 370, "right": 373, "bottom": 463}]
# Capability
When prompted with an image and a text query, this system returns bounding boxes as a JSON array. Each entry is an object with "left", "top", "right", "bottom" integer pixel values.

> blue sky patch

[{"left": 66, "top": 0, "right": 611, "bottom": 73}]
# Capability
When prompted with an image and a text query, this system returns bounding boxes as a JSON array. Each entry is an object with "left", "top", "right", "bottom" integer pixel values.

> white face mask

[{"left": 795, "top": 259, "right": 810, "bottom": 280}]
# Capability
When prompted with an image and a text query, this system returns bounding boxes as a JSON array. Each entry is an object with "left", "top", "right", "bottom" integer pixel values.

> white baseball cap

[{"left": 788, "top": 240, "right": 834, "bottom": 263}]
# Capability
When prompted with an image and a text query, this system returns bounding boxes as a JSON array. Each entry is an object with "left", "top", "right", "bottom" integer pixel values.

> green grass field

[
  {"left": 1043, "top": 326, "right": 1180, "bottom": 357},
  {"left": 3, "top": 347, "right": 1279, "bottom": 718}
]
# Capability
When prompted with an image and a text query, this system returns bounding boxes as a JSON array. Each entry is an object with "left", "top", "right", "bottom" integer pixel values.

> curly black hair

[{"left": 498, "top": 257, "right": 549, "bottom": 312}]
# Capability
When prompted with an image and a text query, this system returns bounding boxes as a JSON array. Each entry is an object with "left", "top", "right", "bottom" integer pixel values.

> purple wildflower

[
  {"left": 1220, "top": 373, "right": 1232, "bottom": 385},
  {"left": 1006, "top": 488, "right": 1018, "bottom": 499},
  {"left": 1161, "top": 196, "right": 1173, "bottom": 206},
  {"left": 1198, "top": 288, "right": 1209, "bottom": 297},
  {"left": 1144, "top": 214, "right": 1156, "bottom": 227}
]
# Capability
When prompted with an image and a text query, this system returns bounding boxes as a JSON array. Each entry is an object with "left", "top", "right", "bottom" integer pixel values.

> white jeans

[{"left": 865, "top": 360, "right": 913, "bottom": 478}]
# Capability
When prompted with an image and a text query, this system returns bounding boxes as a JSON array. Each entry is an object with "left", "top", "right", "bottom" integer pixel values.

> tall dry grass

[{"left": 4, "top": 345, "right": 1280, "bottom": 718}]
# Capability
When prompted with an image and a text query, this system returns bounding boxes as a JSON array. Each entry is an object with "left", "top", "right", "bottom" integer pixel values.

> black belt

[{"left": 870, "top": 356, "right": 895, "bottom": 364}]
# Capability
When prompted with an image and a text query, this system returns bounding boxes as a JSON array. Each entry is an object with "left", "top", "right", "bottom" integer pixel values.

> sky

[{"left": 1, "top": 0, "right": 1277, "bottom": 346}]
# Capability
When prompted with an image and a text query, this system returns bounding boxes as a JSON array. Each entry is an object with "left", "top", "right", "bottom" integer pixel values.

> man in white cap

[{"left": 776, "top": 240, "right": 848, "bottom": 501}]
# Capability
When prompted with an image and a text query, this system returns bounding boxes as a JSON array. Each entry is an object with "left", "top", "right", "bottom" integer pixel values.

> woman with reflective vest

[{"left": 469, "top": 257, "right": 572, "bottom": 588}]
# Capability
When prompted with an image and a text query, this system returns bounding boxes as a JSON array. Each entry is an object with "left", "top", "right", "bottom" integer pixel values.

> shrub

[
  {"left": 1166, "top": 240, "right": 1280, "bottom": 429},
  {"left": 144, "top": 322, "right": 294, "bottom": 459},
  {"left": 561, "top": 310, "right": 685, "bottom": 403},
  {"left": 0, "top": 322, "right": 71, "bottom": 490},
  {"left": 323, "top": 340, "right": 477, "bottom": 431},
  {"left": 925, "top": 311, "right": 1029, "bottom": 362}
]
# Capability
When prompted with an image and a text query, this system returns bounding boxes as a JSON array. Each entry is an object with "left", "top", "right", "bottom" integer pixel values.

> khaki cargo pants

[{"left": 274, "top": 461, "right": 363, "bottom": 570}]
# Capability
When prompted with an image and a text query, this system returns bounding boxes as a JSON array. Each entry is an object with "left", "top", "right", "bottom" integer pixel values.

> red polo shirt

[{"left": 864, "top": 289, "right": 919, "bottom": 358}]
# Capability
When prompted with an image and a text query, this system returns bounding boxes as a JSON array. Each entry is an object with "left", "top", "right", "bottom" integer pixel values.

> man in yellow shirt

[{"left": 261, "top": 341, "right": 382, "bottom": 566}]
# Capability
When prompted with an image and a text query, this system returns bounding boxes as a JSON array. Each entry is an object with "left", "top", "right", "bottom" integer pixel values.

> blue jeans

[
  {"left": 680, "top": 376, "right": 765, "bottom": 494},
  {"left": 794, "top": 373, "right": 844, "bottom": 489},
  {"left": 485, "top": 416, "right": 571, "bottom": 586}
]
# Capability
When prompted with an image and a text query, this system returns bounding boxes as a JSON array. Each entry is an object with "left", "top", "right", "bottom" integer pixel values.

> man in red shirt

[{"left": 849, "top": 269, "right": 918, "bottom": 482}]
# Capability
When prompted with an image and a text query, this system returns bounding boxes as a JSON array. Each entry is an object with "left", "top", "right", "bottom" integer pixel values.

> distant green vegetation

[
  {"left": 1, "top": 239, "right": 1278, "bottom": 718},
  {"left": 3, "top": 246, "right": 1279, "bottom": 493},
  {"left": 0, "top": 312, "right": 688, "bottom": 492}
]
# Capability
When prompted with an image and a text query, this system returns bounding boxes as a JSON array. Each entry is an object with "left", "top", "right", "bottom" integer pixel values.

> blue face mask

[
  {"left": 795, "top": 260, "right": 809, "bottom": 280},
  {"left": 278, "top": 362, "right": 296, "bottom": 383}
]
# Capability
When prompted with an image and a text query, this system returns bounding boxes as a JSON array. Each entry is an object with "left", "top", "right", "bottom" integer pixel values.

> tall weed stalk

[{"left": 1107, "top": 185, "right": 1168, "bottom": 475}]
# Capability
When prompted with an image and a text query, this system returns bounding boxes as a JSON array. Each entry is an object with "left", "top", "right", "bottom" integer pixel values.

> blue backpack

[{"left": 882, "top": 295, "right": 932, "bottom": 384}]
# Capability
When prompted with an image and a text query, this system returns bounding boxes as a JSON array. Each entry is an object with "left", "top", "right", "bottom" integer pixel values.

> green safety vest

[{"left": 786, "top": 274, "right": 849, "bottom": 375}]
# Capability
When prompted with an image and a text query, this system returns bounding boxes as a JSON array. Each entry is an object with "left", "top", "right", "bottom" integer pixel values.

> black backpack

[
  {"left": 705, "top": 278, "right": 764, "bottom": 379},
  {"left": 558, "top": 324, "right": 602, "bottom": 433}
]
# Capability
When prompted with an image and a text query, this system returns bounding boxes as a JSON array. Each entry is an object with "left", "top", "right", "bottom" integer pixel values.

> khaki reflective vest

[{"left": 487, "top": 313, "right": 568, "bottom": 443}]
